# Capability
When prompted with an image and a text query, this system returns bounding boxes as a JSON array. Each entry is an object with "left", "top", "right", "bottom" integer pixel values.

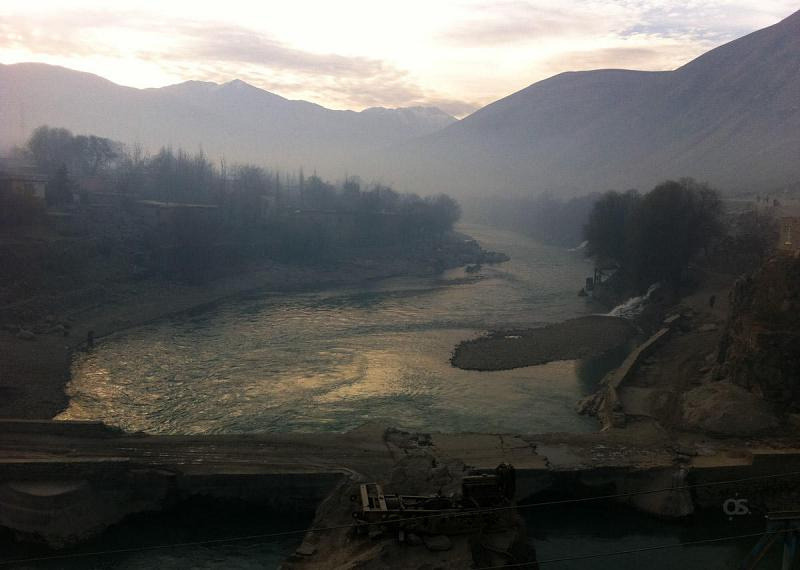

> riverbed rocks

[
  {"left": 422, "top": 534, "right": 452, "bottom": 551},
  {"left": 451, "top": 315, "right": 637, "bottom": 371}
]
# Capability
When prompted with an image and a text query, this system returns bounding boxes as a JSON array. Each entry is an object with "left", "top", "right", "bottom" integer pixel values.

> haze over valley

[
  {"left": 2, "top": 4, "right": 800, "bottom": 569},
  {"left": 3, "top": 9, "right": 799, "bottom": 196}
]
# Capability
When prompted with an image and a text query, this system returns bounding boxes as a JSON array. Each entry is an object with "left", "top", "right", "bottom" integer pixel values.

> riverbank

[
  {"left": 0, "top": 232, "right": 505, "bottom": 420},
  {"left": 450, "top": 315, "right": 637, "bottom": 371}
]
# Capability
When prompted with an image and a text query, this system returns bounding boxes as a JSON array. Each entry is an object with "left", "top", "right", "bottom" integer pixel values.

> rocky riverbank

[{"left": 577, "top": 258, "right": 800, "bottom": 439}]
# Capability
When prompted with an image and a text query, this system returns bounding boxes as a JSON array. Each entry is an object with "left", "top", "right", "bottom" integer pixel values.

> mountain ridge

[
  {"left": 387, "top": 9, "right": 800, "bottom": 195},
  {"left": 0, "top": 62, "right": 457, "bottom": 175},
  {"left": 2, "top": 9, "right": 799, "bottom": 193}
]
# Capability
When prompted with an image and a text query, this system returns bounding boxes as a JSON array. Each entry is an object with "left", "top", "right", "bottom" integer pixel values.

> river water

[
  {"left": 37, "top": 225, "right": 773, "bottom": 568},
  {"left": 59, "top": 225, "right": 607, "bottom": 435}
]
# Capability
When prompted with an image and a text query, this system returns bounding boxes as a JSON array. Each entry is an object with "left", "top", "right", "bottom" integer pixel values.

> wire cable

[
  {"left": 484, "top": 527, "right": 795, "bottom": 568},
  {"left": 1, "top": 469, "right": 799, "bottom": 566}
]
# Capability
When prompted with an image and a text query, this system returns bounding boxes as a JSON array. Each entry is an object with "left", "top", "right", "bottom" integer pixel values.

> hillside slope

[{"left": 385, "top": 9, "right": 800, "bottom": 195}]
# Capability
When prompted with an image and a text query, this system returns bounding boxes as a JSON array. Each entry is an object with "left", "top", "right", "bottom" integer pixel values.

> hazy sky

[{"left": 1, "top": 1, "right": 797, "bottom": 116}]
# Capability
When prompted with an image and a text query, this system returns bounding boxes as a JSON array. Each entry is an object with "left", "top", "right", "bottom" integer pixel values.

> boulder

[
  {"left": 681, "top": 382, "right": 779, "bottom": 436},
  {"left": 422, "top": 534, "right": 452, "bottom": 552}
]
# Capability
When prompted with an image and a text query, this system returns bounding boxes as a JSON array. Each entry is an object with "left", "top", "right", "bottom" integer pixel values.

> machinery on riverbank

[{"left": 352, "top": 463, "right": 516, "bottom": 536}]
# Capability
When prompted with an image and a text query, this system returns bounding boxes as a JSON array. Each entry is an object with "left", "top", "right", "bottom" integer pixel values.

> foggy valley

[{"left": 1, "top": 3, "right": 800, "bottom": 569}]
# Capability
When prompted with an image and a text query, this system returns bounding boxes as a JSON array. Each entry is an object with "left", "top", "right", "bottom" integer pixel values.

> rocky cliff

[{"left": 717, "top": 253, "right": 800, "bottom": 411}]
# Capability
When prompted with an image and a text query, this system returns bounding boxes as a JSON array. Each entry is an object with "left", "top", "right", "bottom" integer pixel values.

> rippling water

[{"left": 60, "top": 225, "right": 607, "bottom": 434}]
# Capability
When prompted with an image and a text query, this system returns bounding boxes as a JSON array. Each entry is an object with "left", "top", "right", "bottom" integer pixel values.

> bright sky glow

[{"left": 1, "top": 1, "right": 797, "bottom": 116}]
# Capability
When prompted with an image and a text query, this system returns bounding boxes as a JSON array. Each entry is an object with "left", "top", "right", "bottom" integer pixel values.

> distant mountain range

[
  {"left": 0, "top": 63, "right": 456, "bottom": 176},
  {"left": 382, "top": 8, "right": 800, "bottom": 196},
  {"left": 1, "top": 9, "right": 798, "bottom": 195}
]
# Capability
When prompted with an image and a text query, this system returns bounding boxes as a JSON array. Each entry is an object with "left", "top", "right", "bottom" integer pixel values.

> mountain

[
  {"left": 0, "top": 63, "right": 456, "bottom": 176},
  {"left": 381, "top": 9, "right": 800, "bottom": 195},
  {"left": 2, "top": 10, "right": 798, "bottom": 195}
]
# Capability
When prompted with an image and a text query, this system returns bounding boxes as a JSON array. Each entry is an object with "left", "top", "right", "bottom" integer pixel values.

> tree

[
  {"left": 114, "top": 143, "right": 147, "bottom": 195},
  {"left": 426, "top": 193, "right": 461, "bottom": 235},
  {"left": 27, "top": 126, "right": 120, "bottom": 176},
  {"left": 304, "top": 174, "right": 337, "bottom": 210},
  {"left": 228, "top": 164, "right": 271, "bottom": 226},
  {"left": 583, "top": 190, "right": 640, "bottom": 265},
  {"left": 46, "top": 164, "right": 74, "bottom": 207},
  {"left": 73, "top": 134, "right": 120, "bottom": 175},
  {"left": 628, "top": 178, "right": 723, "bottom": 286},
  {"left": 584, "top": 179, "right": 723, "bottom": 289},
  {"left": 27, "top": 126, "right": 75, "bottom": 175},
  {"left": 340, "top": 177, "right": 361, "bottom": 211}
]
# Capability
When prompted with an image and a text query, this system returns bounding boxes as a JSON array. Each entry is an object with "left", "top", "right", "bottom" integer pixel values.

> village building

[
  {"left": 73, "top": 174, "right": 129, "bottom": 210},
  {"left": 778, "top": 216, "right": 800, "bottom": 253},
  {"left": 0, "top": 166, "right": 48, "bottom": 201},
  {"left": 773, "top": 200, "right": 800, "bottom": 254}
]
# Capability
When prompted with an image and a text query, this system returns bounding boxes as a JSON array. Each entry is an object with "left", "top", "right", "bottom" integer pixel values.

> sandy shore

[{"left": 450, "top": 315, "right": 637, "bottom": 371}]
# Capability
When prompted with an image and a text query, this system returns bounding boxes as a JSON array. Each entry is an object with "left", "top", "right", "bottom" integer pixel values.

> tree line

[
  {"left": 13, "top": 125, "right": 461, "bottom": 241},
  {"left": 584, "top": 178, "right": 724, "bottom": 289},
  {"left": 4, "top": 126, "right": 463, "bottom": 280}
]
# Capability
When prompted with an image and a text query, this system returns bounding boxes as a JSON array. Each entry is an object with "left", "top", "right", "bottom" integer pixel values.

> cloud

[
  {"left": 0, "top": 11, "right": 475, "bottom": 114},
  {"left": 1, "top": 1, "right": 795, "bottom": 116},
  {"left": 441, "top": 1, "right": 619, "bottom": 45},
  {"left": 441, "top": 0, "right": 797, "bottom": 51},
  {"left": 545, "top": 41, "right": 713, "bottom": 73},
  {"left": 158, "top": 22, "right": 399, "bottom": 78},
  {"left": 0, "top": 16, "right": 105, "bottom": 58},
  {"left": 616, "top": 0, "right": 800, "bottom": 41}
]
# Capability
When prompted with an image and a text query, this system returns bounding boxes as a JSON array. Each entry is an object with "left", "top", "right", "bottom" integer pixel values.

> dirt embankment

[{"left": 450, "top": 315, "right": 637, "bottom": 371}]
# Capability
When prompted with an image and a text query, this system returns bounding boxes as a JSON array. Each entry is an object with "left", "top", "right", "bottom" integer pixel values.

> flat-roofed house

[{"left": 0, "top": 167, "right": 48, "bottom": 201}]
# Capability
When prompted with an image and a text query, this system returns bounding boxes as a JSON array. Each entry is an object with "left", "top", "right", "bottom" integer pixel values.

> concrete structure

[
  {"left": 2, "top": 419, "right": 800, "bottom": 550},
  {"left": 0, "top": 168, "right": 47, "bottom": 201},
  {"left": 765, "top": 198, "right": 800, "bottom": 254},
  {"left": 778, "top": 217, "right": 800, "bottom": 253},
  {"left": 75, "top": 176, "right": 127, "bottom": 210}
]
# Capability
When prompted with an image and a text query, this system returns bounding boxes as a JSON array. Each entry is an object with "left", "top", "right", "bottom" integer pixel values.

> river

[
  {"left": 59, "top": 225, "right": 607, "bottom": 435},
  {"left": 40, "top": 225, "right": 772, "bottom": 568}
]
